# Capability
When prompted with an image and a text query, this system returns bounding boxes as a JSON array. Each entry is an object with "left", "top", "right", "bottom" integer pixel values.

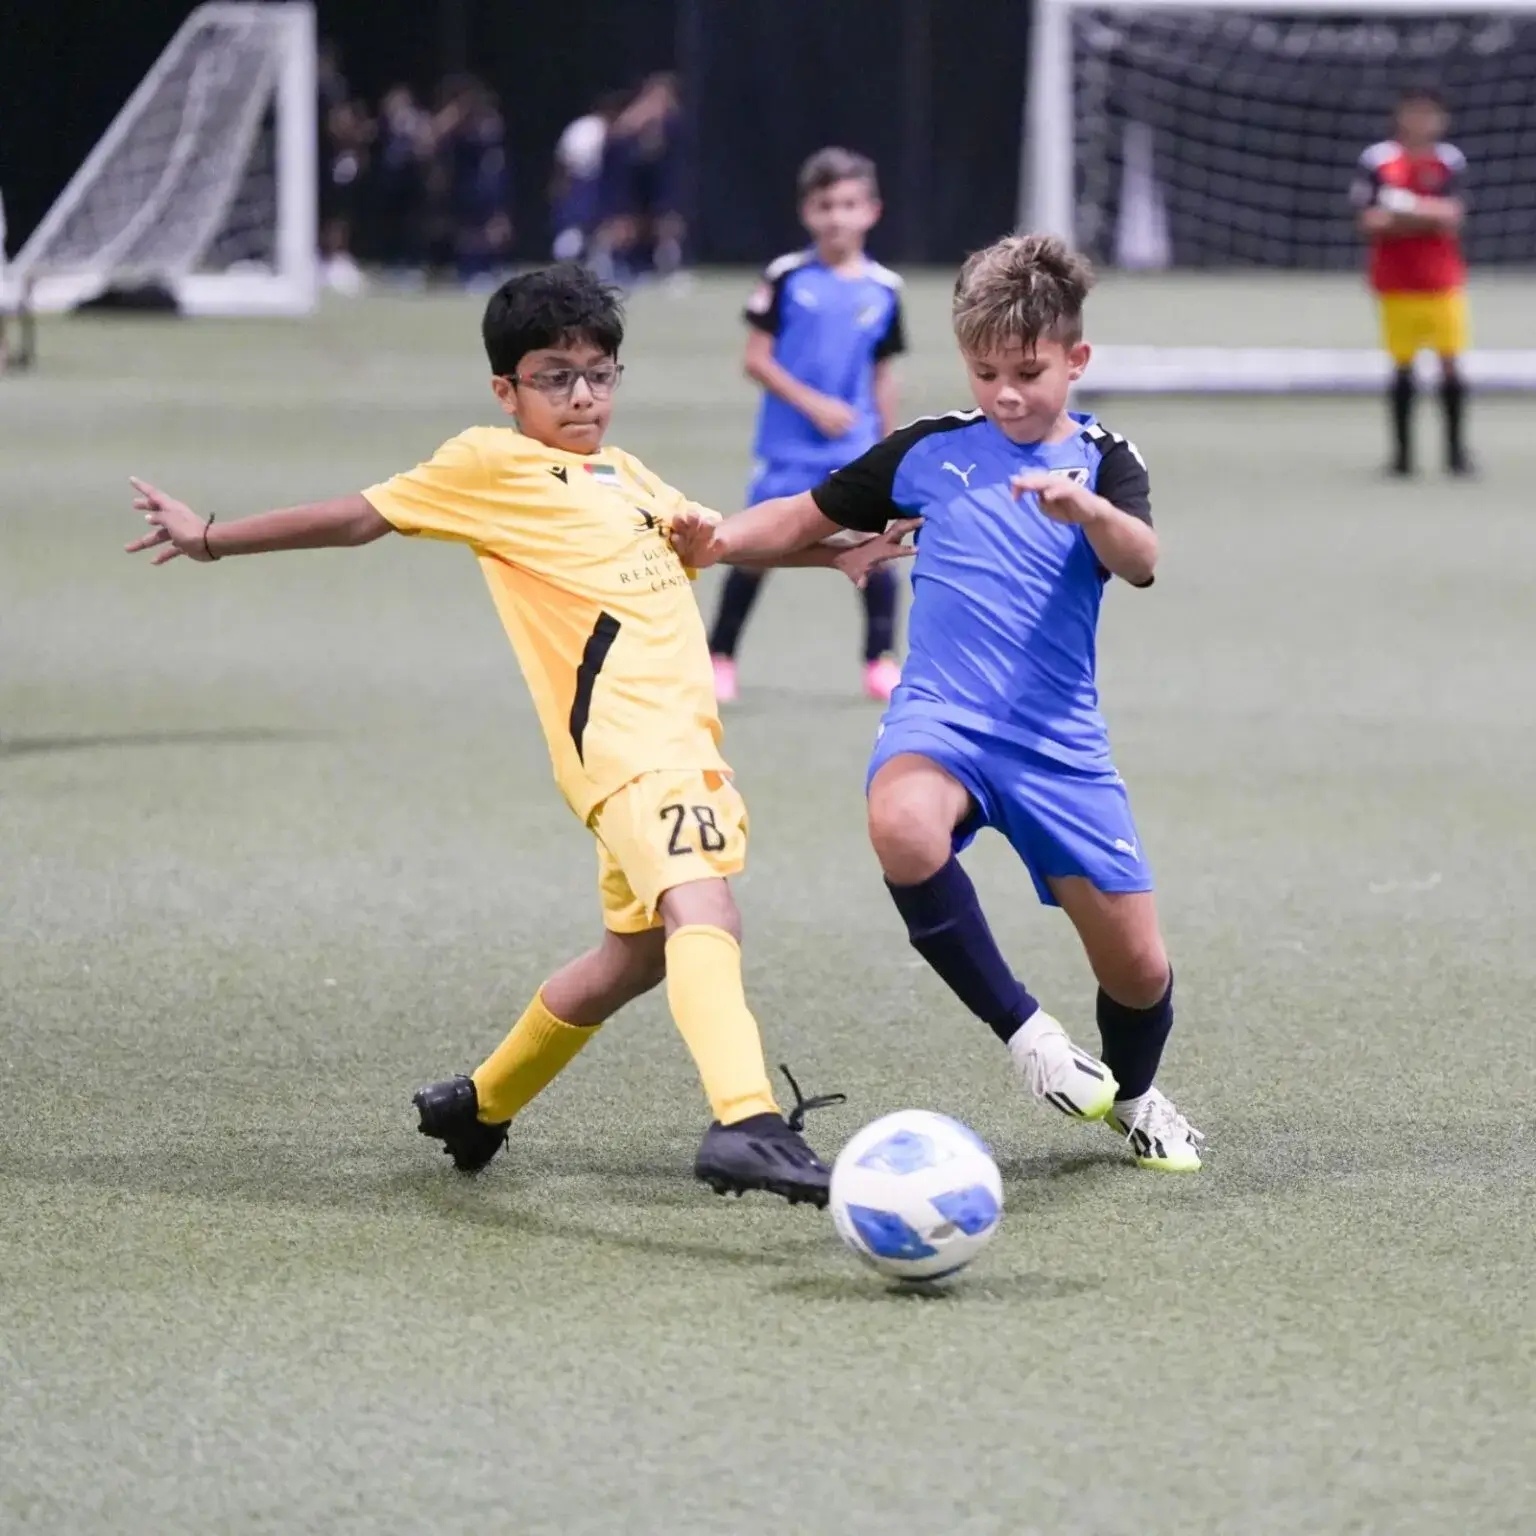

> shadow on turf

[
  {"left": 9, "top": 1142, "right": 833, "bottom": 1272},
  {"left": 0, "top": 727, "right": 314, "bottom": 759},
  {"left": 770, "top": 1272, "right": 1100, "bottom": 1304}
]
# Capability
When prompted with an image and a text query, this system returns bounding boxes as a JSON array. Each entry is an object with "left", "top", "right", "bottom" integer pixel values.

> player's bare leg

[
  {"left": 659, "top": 877, "right": 836, "bottom": 1205},
  {"left": 869, "top": 754, "right": 1116, "bottom": 1121},
  {"left": 1050, "top": 878, "right": 1204, "bottom": 1171},
  {"left": 413, "top": 928, "right": 666, "bottom": 1172}
]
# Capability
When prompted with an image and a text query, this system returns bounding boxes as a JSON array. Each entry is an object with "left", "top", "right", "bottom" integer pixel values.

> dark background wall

[{"left": 0, "top": 0, "right": 1028, "bottom": 266}]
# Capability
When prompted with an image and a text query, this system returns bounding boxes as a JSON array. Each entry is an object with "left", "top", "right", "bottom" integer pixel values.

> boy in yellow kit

[{"left": 125, "top": 265, "right": 901, "bottom": 1205}]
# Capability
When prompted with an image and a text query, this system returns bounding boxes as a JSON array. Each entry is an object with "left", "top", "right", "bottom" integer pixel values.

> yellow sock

[
  {"left": 471, "top": 990, "right": 598, "bottom": 1123},
  {"left": 664, "top": 925, "right": 778, "bottom": 1125}
]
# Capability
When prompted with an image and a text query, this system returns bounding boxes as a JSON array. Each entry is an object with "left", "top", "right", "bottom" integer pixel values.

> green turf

[{"left": 3, "top": 275, "right": 1534, "bottom": 1536}]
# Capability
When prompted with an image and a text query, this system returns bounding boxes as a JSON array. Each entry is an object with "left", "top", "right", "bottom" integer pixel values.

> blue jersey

[
  {"left": 745, "top": 251, "right": 906, "bottom": 470},
  {"left": 812, "top": 410, "right": 1153, "bottom": 772}
]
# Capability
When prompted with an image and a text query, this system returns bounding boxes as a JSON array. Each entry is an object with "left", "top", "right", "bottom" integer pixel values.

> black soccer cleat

[
  {"left": 412, "top": 1074, "right": 510, "bottom": 1173},
  {"left": 693, "top": 1065, "right": 845, "bottom": 1208}
]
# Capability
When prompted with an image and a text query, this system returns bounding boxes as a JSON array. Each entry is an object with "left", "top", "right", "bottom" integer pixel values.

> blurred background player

[
  {"left": 707, "top": 148, "right": 906, "bottom": 704},
  {"left": 368, "top": 85, "right": 434, "bottom": 282},
  {"left": 591, "top": 73, "right": 687, "bottom": 287},
  {"left": 550, "top": 91, "right": 631, "bottom": 263},
  {"left": 1352, "top": 85, "right": 1472, "bottom": 476},
  {"left": 439, "top": 78, "right": 513, "bottom": 290}
]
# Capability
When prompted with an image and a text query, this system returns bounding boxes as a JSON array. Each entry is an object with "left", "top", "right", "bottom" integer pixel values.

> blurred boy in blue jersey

[
  {"left": 707, "top": 149, "right": 907, "bottom": 703},
  {"left": 674, "top": 233, "right": 1204, "bottom": 1173}
]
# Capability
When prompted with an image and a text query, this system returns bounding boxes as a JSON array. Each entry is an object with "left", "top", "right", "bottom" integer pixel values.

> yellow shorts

[
  {"left": 1378, "top": 290, "right": 1468, "bottom": 366},
  {"left": 589, "top": 769, "right": 749, "bottom": 933}
]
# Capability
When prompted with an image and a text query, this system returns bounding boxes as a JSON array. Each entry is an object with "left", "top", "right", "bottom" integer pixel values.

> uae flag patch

[{"left": 583, "top": 462, "right": 622, "bottom": 488}]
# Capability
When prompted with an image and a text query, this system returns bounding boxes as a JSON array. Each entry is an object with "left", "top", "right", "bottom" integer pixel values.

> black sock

[
  {"left": 1440, "top": 360, "right": 1467, "bottom": 468},
  {"left": 887, "top": 856, "right": 1037, "bottom": 1044},
  {"left": 1390, "top": 367, "right": 1415, "bottom": 472},
  {"left": 707, "top": 568, "right": 765, "bottom": 658},
  {"left": 862, "top": 566, "right": 898, "bottom": 662},
  {"left": 1097, "top": 972, "right": 1173, "bottom": 1102}
]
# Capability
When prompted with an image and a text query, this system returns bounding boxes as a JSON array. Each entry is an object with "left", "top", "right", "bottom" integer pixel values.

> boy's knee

[
  {"left": 867, "top": 789, "right": 953, "bottom": 885},
  {"left": 1099, "top": 945, "right": 1171, "bottom": 1011},
  {"left": 601, "top": 928, "right": 668, "bottom": 999}
]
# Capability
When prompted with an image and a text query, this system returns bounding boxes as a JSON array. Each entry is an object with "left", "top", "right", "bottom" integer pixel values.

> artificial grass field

[{"left": 3, "top": 273, "right": 1534, "bottom": 1535}]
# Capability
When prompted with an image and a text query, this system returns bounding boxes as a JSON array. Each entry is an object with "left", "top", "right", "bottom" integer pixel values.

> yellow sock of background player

[
  {"left": 471, "top": 991, "right": 597, "bottom": 1123},
  {"left": 664, "top": 925, "right": 778, "bottom": 1125}
]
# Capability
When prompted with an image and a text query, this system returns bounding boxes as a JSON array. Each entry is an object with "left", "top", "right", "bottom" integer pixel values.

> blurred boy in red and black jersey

[{"left": 1352, "top": 86, "right": 1472, "bottom": 476}]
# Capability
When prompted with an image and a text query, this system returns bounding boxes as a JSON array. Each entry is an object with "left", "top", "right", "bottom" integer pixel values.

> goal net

[
  {"left": 1023, "top": 0, "right": 1536, "bottom": 391},
  {"left": 3, "top": 2, "right": 317, "bottom": 318}
]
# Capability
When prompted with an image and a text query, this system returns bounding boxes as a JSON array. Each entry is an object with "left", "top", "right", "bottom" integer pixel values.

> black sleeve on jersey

[
  {"left": 743, "top": 269, "right": 787, "bottom": 336},
  {"left": 814, "top": 413, "right": 978, "bottom": 531},
  {"left": 873, "top": 295, "right": 907, "bottom": 361},
  {"left": 811, "top": 433, "right": 908, "bottom": 532},
  {"left": 1094, "top": 436, "right": 1154, "bottom": 588},
  {"left": 1095, "top": 438, "right": 1152, "bottom": 525}
]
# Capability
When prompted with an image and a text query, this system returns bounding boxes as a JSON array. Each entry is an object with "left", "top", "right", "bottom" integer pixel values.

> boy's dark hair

[
  {"left": 952, "top": 232, "right": 1095, "bottom": 354},
  {"left": 797, "top": 146, "right": 880, "bottom": 202},
  {"left": 1397, "top": 81, "right": 1448, "bottom": 111},
  {"left": 481, "top": 263, "right": 625, "bottom": 376}
]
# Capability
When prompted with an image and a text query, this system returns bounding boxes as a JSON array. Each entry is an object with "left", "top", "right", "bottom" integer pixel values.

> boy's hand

[
  {"left": 1011, "top": 471, "right": 1102, "bottom": 527},
  {"left": 125, "top": 478, "right": 213, "bottom": 564},
  {"left": 807, "top": 397, "right": 859, "bottom": 440},
  {"left": 668, "top": 508, "right": 728, "bottom": 570},
  {"left": 832, "top": 518, "right": 923, "bottom": 590}
]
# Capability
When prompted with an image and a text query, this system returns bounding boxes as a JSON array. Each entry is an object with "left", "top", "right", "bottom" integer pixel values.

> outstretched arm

[
  {"left": 126, "top": 479, "right": 393, "bottom": 565},
  {"left": 671, "top": 492, "right": 839, "bottom": 571}
]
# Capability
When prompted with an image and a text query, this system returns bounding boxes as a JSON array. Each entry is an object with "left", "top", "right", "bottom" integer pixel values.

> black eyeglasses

[{"left": 509, "top": 363, "right": 625, "bottom": 401}]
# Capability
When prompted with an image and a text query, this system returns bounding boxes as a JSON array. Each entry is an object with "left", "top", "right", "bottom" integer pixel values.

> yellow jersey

[{"left": 364, "top": 427, "right": 727, "bottom": 820}]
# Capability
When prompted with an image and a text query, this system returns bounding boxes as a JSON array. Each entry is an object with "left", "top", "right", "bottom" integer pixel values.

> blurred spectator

[
  {"left": 550, "top": 90, "right": 630, "bottom": 262},
  {"left": 322, "top": 95, "right": 373, "bottom": 295},
  {"left": 593, "top": 73, "right": 688, "bottom": 286},
  {"left": 437, "top": 79, "right": 513, "bottom": 291},
  {"left": 368, "top": 85, "right": 434, "bottom": 279}
]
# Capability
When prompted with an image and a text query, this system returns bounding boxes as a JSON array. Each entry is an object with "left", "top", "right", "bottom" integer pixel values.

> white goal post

[
  {"left": 1022, "top": 0, "right": 1536, "bottom": 391},
  {"left": 2, "top": 2, "right": 317, "bottom": 318}
]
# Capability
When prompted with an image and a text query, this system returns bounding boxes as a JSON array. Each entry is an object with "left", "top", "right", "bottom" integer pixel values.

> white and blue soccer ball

[{"left": 829, "top": 1110, "right": 1003, "bottom": 1283}]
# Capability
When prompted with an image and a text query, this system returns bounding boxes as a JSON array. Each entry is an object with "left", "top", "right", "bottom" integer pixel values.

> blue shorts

[
  {"left": 746, "top": 462, "right": 822, "bottom": 504},
  {"left": 867, "top": 712, "right": 1152, "bottom": 907},
  {"left": 746, "top": 456, "right": 875, "bottom": 505}
]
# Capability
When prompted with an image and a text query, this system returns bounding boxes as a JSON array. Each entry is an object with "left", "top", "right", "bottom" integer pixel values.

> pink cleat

[
  {"left": 711, "top": 654, "right": 739, "bottom": 704},
  {"left": 862, "top": 655, "right": 901, "bottom": 703}
]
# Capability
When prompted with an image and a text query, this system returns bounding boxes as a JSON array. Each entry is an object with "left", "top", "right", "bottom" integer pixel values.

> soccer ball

[{"left": 829, "top": 1110, "right": 1003, "bottom": 1283}]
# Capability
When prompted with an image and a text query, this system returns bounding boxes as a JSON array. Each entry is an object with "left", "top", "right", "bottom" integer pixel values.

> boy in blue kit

[
  {"left": 708, "top": 148, "right": 907, "bottom": 704},
  {"left": 674, "top": 233, "right": 1204, "bottom": 1172}
]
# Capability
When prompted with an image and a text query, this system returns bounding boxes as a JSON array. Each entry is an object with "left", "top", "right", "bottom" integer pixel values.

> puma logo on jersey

[
  {"left": 634, "top": 510, "right": 660, "bottom": 533},
  {"left": 942, "top": 462, "right": 976, "bottom": 486}
]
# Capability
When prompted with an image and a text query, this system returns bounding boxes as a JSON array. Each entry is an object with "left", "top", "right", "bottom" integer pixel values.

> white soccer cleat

[
  {"left": 1106, "top": 1087, "right": 1205, "bottom": 1173},
  {"left": 1007, "top": 1011, "right": 1118, "bottom": 1122}
]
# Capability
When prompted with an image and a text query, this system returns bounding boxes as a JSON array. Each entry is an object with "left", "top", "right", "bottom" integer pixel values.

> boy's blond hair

[{"left": 952, "top": 233, "right": 1095, "bottom": 354}]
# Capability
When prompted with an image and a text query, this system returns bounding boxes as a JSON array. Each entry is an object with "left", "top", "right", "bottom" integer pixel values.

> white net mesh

[
  {"left": 1070, "top": 9, "right": 1536, "bottom": 270},
  {"left": 10, "top": 4, "right": 314, "bottom": 314}
]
